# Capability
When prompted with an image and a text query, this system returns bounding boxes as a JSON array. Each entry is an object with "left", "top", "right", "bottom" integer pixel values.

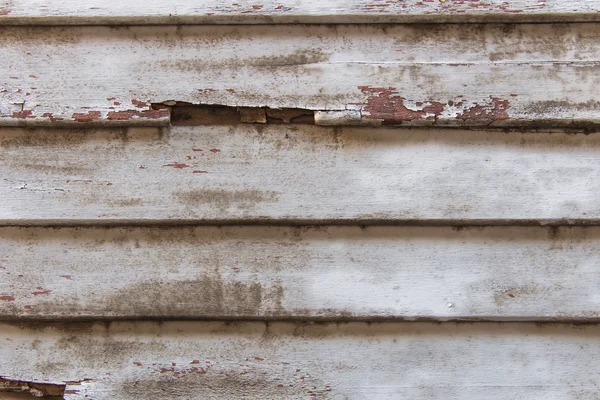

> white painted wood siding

[
  {"left": 0, "top": 226, "right": 598, "bottom": 320},
  {"left": 0, "top": 322, "right": 599, "bottom": 399},
  {"left": 1, "top": 24, "right": 599, "bottom": 126},
  {"left": 1, "top": 1, "right": 599, "bottom": 24},
  {"left": 2, "top": 126, "right": 600, "bottom": 224}
]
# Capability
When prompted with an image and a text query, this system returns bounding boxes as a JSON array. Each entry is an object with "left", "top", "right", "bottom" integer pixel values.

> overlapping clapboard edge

[
  {"left": 3, "top": 24, "right": 600, "bottom": 128},
  {"left": 1, "top": 0, "right": 600, "bottom": 24},
  {"left": 1, "top": 321, "right": 600, "bottom": 399},
  {"left": 5, "top": 92, "right": 600, "bottom": 129}
]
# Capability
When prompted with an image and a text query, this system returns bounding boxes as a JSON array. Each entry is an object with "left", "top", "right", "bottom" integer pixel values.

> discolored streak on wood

[{"left": 0, "top": 377, "right": 65, "bottom": 398}]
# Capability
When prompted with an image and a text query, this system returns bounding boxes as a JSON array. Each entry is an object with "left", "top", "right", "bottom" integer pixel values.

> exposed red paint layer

[
  {"left": 131, "top": 99, "right": 149, "bottom": 108},
  {"left": 60, "top": 275, "right": 72, "bottom": 280},
  {"left": 24, "top": 305, "right": 32, "bottom": 310},
  {"left": 42, "top": 113, "right": 64, "bottom": 122},
  {"left": 32, "top": 287, "right": 52, "bottom": 296},
  {"left": 455, "top": 97, "right": 510, "bottom": 122},
  {"left": 359, "top": 86, "right": 445, "bottom": 123},
  {"left": 359, "top": 86, "right": 510, "bottom": 124},
  {"left": 133, "top": 362, "right": 143, "bottom": 366},
  {"left": 209, "top": 149, "right": 221, "bottom": 153},
  {"left": 12, "top": 110, "right": 34, "bottom": 119},
  {"left": 73, "top": 111, "right": 101, "bottom": 122},
  {"left": 193, "top": 170, "right": 209, "bottom": 174},
  {"left": 0, "top": 295, "right": 15, "bottom": 301},
  {"left": 164, "top": 163, "right": 190, "bottom": 169}
]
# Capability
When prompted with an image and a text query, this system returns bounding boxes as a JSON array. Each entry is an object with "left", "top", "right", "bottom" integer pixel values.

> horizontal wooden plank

[
  {"left": 2, "top": 125, "right": 600, "bottom": 224},
  {"left": 1, "top": 1, "right": 600, "bottom": 24},
  {"left": 2, "top": 24, "right": 600, "bottom": 127},
  {"left": 0, "top": 321, "right": 599, "bottom": 399},
  {"left": 1, "top": 226, "right": 600, "bottom": 320}
]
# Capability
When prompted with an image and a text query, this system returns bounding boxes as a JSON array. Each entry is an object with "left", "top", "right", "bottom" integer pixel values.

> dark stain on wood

[{"left": 174, "top": 189, "right": 279, "bottom": 211}]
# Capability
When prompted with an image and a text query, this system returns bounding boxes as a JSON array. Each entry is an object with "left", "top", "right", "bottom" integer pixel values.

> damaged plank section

[
  {"left": 3, "top": 24, "right": 600, "bottom": 127},
  {"left": 0, "top": 377, "right": 64, "bottom": 399},
  {"left": 3, "top": 226, "right": 600, "bottom": 320},
  {"left": 1, "top": 0, "right": 600, "bottom": 24},
  {"left": 1, "top": 321, "right": 600, "bottom": 399},
  {"left": 4, "top": 125, "right": 600, "bottom": 225},
  {"left": 164, "top": 104, "right": 314, "bottom": 126}
]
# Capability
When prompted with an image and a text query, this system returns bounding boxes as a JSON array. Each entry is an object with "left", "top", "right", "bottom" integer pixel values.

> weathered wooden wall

[{"left": 2, "top": 3, "right": 600, "bottom": 399}]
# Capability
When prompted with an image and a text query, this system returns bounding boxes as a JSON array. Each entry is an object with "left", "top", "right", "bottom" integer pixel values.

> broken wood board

[
  {"left": 3, "top": 125, "right": 600, "bottom": 225},
  {"left": 0, "top": 321, "right": 599, "bottom": 399},
  {"left": 2, "top": 24, "right": 600, "bottom": 127},
  {"left": 1, "top": 1, "right": 600, "bottom": 24},
  {"left": 1, "top": 226, "right": 600, "bottom": 320}
]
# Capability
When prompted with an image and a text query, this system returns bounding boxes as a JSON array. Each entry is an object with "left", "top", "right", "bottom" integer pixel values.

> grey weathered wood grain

[
  {"left": 2, "top": 24, "right": 600, "bottom": 126},
  {"left": 1, "top": 321, "right": 599, "bottom": 399},
  {"left": 2, "top": 125, "right": 600, "bottom": 224},
  {"left": 1, "top": 1, "right": 600, "bottom": 24},
  {"left": 0, "top": 226, "right": 599, "bottom": 320}
]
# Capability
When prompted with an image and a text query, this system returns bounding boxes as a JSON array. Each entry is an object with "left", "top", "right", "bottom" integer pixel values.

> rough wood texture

[
  {"left": 0, "top": 321, "right": 598, "bottom": 399},
  {"left": 3, "top": 126, "right": 600, "bottom": 224},
  {"left": 0, "top": 226, "right": 599, "bottom": 320},
  {"left": 2, "top": 24, "right": 600, "bottom": 126},
  {"left": 1, "top": 1, "right": 600, "bottom": 24}
]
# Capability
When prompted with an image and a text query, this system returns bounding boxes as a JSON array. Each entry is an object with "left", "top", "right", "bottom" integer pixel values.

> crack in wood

[{"left": 152, "top": 102, "right": 315, "bottom": 126}]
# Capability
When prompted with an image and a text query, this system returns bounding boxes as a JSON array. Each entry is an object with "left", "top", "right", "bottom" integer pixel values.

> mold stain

[
  {"left": 174, "top": 189, "right": 279, "bottom": 211},
  {"left": 105, "top": 277, "right": 284, "bottom": 317}
]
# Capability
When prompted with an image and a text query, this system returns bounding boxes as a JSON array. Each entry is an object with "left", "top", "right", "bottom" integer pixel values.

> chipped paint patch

[
  {"left": 359, "top": 86, "right": 446, "bottom": 123},
  {"left": 32, "top": 287, "right": 52, "bottom": 296},
  {"left": 163, "top": 163, "right": 190, "bottom": 169},
  {"left": 72, "top": 111, "right": 101, "bottom": 122},
  {"left": 11, "top": 110, "right": 34, "bottom": 119},
  {"left": 455, "top": 97, "right": 510, "bottom": 123}
]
